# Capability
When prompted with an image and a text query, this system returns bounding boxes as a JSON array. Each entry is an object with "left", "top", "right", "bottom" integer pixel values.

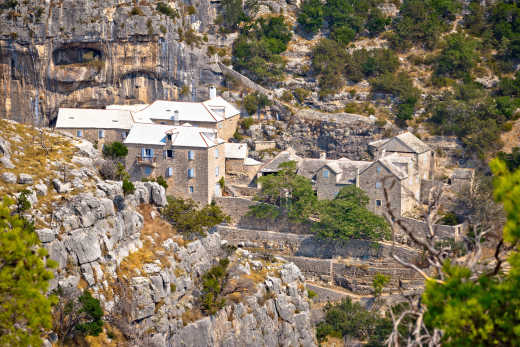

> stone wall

[{"left": 399, "top": 217, "right": 466, "bottom": 242}]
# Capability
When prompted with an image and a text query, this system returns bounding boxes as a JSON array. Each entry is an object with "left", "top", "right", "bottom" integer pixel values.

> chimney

[
  {"left": 209, "top": 85, "right": 217, "bottom": 99},
  {"left": 173, "top": 110, "right": 179, "bottom": 125},
  {"left": 320, "top": 152, "right": 326, "bottom": 159}
]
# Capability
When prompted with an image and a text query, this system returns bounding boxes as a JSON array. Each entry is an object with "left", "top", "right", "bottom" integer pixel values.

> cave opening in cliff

[{"left": 52, "top": 47, "right": 103, "bottom": 66}]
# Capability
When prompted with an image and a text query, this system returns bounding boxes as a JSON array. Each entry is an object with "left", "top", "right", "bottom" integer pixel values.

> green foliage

[
  {"left": 157, "top": 2, "right": 179, "bottom": 19},
  {"left": 75, "top": 290, "right": 103, "bottom": 336},
  {"left": 497, "top": 147, "right": 520, "bottom": 171},
  {"left": 439, "top": 211, "right": 459, "bottom": 226},
  {"left": 390, "top": 0, "right": 461, "bottom": 51},
  {"left": 243, "top": 92, "right": 271, "bottom": 115},
  {"left": 130, "top": 6, "right": 144, "bottom": 16},
  {"left": 294, "top": 88, "right": 310, "bottom": 103},
  {"left": 240, "top": 116, "right": 255, "bottom": 130},
  {"left": 297, "top": 0, "right": 324, "bottom": 35},
  {"left": 307, "top": 289, "right": 317, "bottom": 299},
  {"left": 122, "top": 179, "right": 135, "bottom": 195},
  {"left": 0, "top": 197, "right": 56, "bottom": 346},
  {"left": 421, "top": 159, "right": 520, "bottom": 345},
  {"left": 372, "top": 273, "right": 390, "bottom": 297},
  {"left": 249, "top": 161, "right": 317, "bottom": 223},
  {"left": 17, "top": 189, "right": 31, "bottom": 213},
  {"left": 116, "top": 162, "right": 129, "bottom": 181},
  {"left": 435, "top": 33, "right": 478, "bottom": 78},
  {"left": 370, "top": 72, "right": 420, "bottom": 121},
  {"left": 201, "top": 258, "right": 230, "bottom": 314},
  {"left": 313, "top": 185, "right": 390, "bottom": 241},
  {"left": 316, "top": 297, "right": 392, "bottom": 345},
  {"left": 345, "top": 48, "right": 399, "bottom": 83},
  {"left": 218, "top": 176, "right": 225, "bottom": 190},
  {"left": 232, "top": 16, "right": 292, "bottom": 84},
  {"left": 102, "top": 142, "right": 128, "bottom": 159},
  {"left": 218, "top": 0, "right": 246, "bottom": 31},
  {"left": 311, "top": 38, "right": 346, "bottom": 95},
  {"left": 428, "top": 94, "right": 512, "bottom": 154},
  {"left": 162, "top": 197, "right": 230, "bottom": 235}
]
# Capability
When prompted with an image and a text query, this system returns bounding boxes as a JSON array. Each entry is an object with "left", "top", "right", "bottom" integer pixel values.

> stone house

[
  {"left": 225, "top": 143, "right": 262, "bottom": 185},
  {"left": 259, "top": 132, "right": 434, "bottom": 218},
  {"left": 55, "top": 108, "right": 133, "bottom": 146},
  {"left": 369, "top": 132, "right": 435, "bottom": 181},
  {"left": 123, "top": 123, "right": 226, "bottom": 205},
  {"left": 128, "top": 88, "right": 240, "bottom": 141},
  {"left": 450, "top": 168, "right": 475, "bottom": 193}
]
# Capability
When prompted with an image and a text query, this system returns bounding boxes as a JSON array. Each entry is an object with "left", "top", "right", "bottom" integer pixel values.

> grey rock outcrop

[
  {"left": 1, "top": 172, "right": 16, "bottom": 184},
  {"left": 18, "top": 173, "right": 34, "bottom": 185}
]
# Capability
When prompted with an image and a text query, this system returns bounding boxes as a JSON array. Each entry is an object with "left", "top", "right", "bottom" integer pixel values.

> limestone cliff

[
  {"left": 0, "top": 0, "right": 228, "bottom": 124},
  {"left": 0, "top": 120, "right": 315, "bottom": 346}
]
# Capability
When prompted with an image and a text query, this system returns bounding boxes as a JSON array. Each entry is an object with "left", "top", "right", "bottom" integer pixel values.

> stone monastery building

[{"left": 56, "top": 87, "right": 252, "bottom": 204}]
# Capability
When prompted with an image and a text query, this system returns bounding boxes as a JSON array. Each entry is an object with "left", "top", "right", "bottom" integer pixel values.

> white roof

[
  {"left": 225, "top": 143, "right": 248, "bottom": 159},
  {"left": 132, "top": 97, "right": 240, "bottom": 124},
  {"left": 106, "top": 104, "right": 149, "bottom": 112},
  {"left": 202, "top": 96, "right": 240, "bottom": 119},
  {"left": 56, "top": 108, "right": 133, "bottom": 130},
  {"left": 124, "top": 123, "right": 224, "bottom": 148},
  {"left": 244, "top": 157, "right": 262, "bottom": 166}
]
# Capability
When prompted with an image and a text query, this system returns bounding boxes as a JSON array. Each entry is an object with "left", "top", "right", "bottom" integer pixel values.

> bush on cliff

[{"left": 162, "top": 197, "right": 230, "bottom": 236}]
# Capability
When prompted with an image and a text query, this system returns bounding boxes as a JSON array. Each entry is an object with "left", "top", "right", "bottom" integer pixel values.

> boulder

[
  {"left": 36, "top": 228, "right": 56, "bottom": 243},
  {"left": 280, "top": 263, "right": 303, "bottom": 285},
  {"left": 0, "top": 136, "right": 10, "bottom": 156},
  {"left": 274, "top": 294, "right": 296, "bottom": 323},
  {"left": 1, "top": 172, "right": 16, "bottom": 184},
  {"left": 34, "top": 183, "right": 48, "bottom": 196},
  {"left": 0, "top": 156, "right": 14, "bottom": 169},
  {"left": 64, "top": 230, "right": 102, "bottom": 265},
  {"left": 18, "top": 173, "right": 33, "bottom": 185},
  {"left": 52, "top": 178, "right": 72, "bottom": 193}
]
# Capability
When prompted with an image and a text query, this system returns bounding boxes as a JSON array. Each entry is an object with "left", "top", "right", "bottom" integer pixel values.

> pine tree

[{"left": 0, "top": 197, "right": 57, "bottom": 346}]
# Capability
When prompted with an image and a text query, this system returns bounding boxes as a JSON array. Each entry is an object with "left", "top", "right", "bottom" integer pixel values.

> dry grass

[
  {"left": 181, "top": 309, "right": 203, "bottom": 326},
  {"left": 116, "top": 205, "right": 180, "bottom": 279}
]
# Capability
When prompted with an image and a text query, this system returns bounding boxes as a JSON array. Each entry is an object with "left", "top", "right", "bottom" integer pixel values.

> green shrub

[
  {"left": 232, "top": 16, "right": 292, "bottom": 84},
  {"left": 201, "top": 258, "right": 230, "bottom": 314},
  {"left": 243, "top": 92, "right": 271, "bottom": 115},
  {"left": 294, "top": 88, "right": 310, "bottom": 103},
  {"left": 155, "top": 176, "right": 168, "bottom": 189},
  {"left": 440, "top": 212, "right": 459, "bottom": 226},
  {"left": 157, "top": 2, "right": 179, "bottom": 19},
  {"left": 281, "top": 90, "right": 294, "bottom": 102},
  {"left": 160, "top": 24, "right": 167, "bottom": 34},
  {"left": 102, "top": 142, "right": 128, "bottom": 159},
  {"left": 434, "top": 33, "right": 478, "bottom": 78},
  {"left": 17, "top": 189, "right": 31, "bottom": 213},
  {"left": 372, "top": 273, "right": 390, "bottom": 297},
  {"left": 76, "top": 290, "right": 103, "bottom": 336},
  {"left": 307, "top": 289, "right": 317, "bottom": 299},
  {"left": 130, "top": 6, "right": 144, "bottom": 16},
  {"left": 162, "top": 197, "right": 230, "bottom": 235},
  {"left": 297, "top": 0, "right": 324, "bottom": 35},
  {"left": 316, "top": 298, "right": 392, "bottom": 344},
  {"left": 122, "top": 179, "right": 135, "bottom": 195}
]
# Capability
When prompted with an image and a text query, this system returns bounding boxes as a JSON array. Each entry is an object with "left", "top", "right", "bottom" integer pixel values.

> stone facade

[
  {"left": 126, "top": 142, "right": 226, "bottom": 205},
  {"left": 58, "top": 127, "right": 127, "bottom": 147}
]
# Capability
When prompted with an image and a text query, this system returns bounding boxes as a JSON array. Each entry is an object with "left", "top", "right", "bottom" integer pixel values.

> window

[
  {"left": 376, "top": 166, "right": 381, "bottom": 173},
  {"left": 77, "top": 130, "right": 83, "bottom": 137},
  {"left": 189, "top": 186, "right": 194, "bottom": 193},
  {"left": 215, "top": 166, "right": 219, "bottom": 177},
  {"left": 376, "top": 181, "right": 382, "bottom": 189},
  {"left": 215, "top": 148, "right": 219, "bottom": 159},
  {"left": 376, "top": 200, "right": 382, "bottom": 207},
  {"left": 188, "top": 168, "right": 195, "bottom": 178},
  {"left": 166, "top": 167, "right": 173, "bottom": 177},
  {"left": 144, "top": 148, "right": 153, "bottom": 157},
  {"left": 122, "top": 131, "right": 127, "bottom": 139},
  {"left": 323, "top": 169, "right": 329, "bottom": 178},
  {"left": 218, "top": 123, "right": 223, "bottom": 129},
  {"left": 188, "top": 150, "right": 195, "bottom": 160},
  {"left": 98, "top": 129, "right": 105, "bottom": 139},
  {"left": 144, "top": 167, "right": 152, "bottom": 176},
  {"left": 167, "top": 134, "right": 172, "bottom": 141},
  {"left": 167, "top": 149, "right": 174, "bottom": 158}
]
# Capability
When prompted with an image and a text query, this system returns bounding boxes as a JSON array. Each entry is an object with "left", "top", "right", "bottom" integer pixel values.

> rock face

[{"left": 0, "top": 0, "right": 225, "bottom": 124}]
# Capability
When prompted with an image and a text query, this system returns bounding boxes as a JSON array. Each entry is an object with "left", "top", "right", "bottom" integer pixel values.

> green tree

[
  {"left": 435, "top": 33, "right": 478, "bottom": 78},
  {"left": 421, "top": 159, "right": 520, "bottom": 345},
  {"left": 75, "top": 290, "right": 103, "bottom": 336},
  {"left": 0, "top": 197, "right": 56, "bottom": 346},
  {"left": 316, "top": 297, "right": 392, "bottom": 345},
  {"left": 313, "top": 185, "right": 390, "bottom": 241},
  {"left": 249, "top": 161, "right": 317, "bottom": 223},
  {"left": 372, "top": 273, "right": 390, "bottom": 297},
  {"left": 297, "top": 0, "right": 324, "bottom": 35},
  {"left": 122, "top": 179, "right": 135, "bottom": 195},
  {"left": 162, "top": 197, "right": 230, "bottom": 236},
  {"left": 102, "top": 142, "right": 128, "bottom": 159},
  {"left": 218, "top": 0, "right": 245, "bottom": 31}
]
